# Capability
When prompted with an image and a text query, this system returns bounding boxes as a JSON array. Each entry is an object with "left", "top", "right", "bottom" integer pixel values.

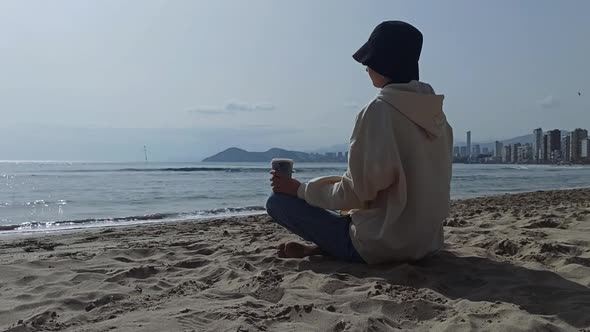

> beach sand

[{"left": 1, "top": 188, "right": 590, "bottom": 332}]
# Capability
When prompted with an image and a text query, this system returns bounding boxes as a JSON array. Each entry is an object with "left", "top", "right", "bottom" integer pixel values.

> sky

[{"left": 1, "top": 0, "right": 589, "bottom": 161}]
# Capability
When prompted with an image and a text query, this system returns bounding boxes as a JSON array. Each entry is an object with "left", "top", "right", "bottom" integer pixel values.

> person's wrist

[{"left": 296, "top": 183, "right": 307, "bottom": 200}]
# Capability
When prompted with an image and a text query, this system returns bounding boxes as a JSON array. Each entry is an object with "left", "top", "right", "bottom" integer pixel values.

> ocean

[{"left": 1, "top": 162, "right": 590, "bottom": 233}]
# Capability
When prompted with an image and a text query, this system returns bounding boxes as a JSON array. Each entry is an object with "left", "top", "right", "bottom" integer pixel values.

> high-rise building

[
  {"left": 466, "top": 131, "right": 472, "bottom": 158},
  {"left": 503, "top": 145, "right": 512, "bottom": 163},
  {"left": 562, "top": 135, "right": 571, "bottom": 162},
  {"left": 482, "top": 147, "right": 489, "bottom": 154},
  {"left": 511, "top": 143, "right": 521, "bottom": 164},
  {"left": 541, "top": 133, "right": 549, "bottom": 162},
  {"left": 525, "top": 143, "right": 534, "bottom": 162},
  {"left": 533, "top": 128, "right": 543, "bottom": 161},
  {"left": 581, "top": 138, "right": 590, "bottom": 159},
  {"left": 570, "top": 128, "right": 589, "bottom": 162},
  {"left": 473, "top": 144, "right": 481, "bottom": 156},
  {"left": 453, "top": 146, "right": 460, "bottom": 157},
  {"left": 460, "top": 146, "right": 467, "bottom": 157},
  {"left": 494, "top": 141, "right": 503, "bottom": 158},
  {"left": 547, "top": 129, "right": 561, "bottom": 161},
  {"left": 517, "top": 143, "right": 533, "bottom": 163}
]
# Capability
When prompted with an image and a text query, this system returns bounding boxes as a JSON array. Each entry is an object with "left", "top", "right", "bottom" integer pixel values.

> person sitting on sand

[{"left": 266, "top": 21, "right": 453, "bottom": 264}]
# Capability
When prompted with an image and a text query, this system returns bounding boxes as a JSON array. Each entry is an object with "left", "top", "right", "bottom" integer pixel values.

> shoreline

[
  {"left": 1, "top": 188, "right": 589, "bottom": 331},
  {"left": 0, "top": 210, "right": 268, "bottom": 238},
  {"left": 2, "top": 187, "right": 590, "bottom": 237}
]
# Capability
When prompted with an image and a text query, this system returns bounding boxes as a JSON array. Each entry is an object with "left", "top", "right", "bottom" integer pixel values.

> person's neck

[{"left": 384, "top": 80, "right": 403, "bottom": 87}]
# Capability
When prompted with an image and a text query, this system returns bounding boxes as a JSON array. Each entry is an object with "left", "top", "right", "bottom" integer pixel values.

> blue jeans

[{"left": 265, "top": 193, "right": 365, "bottom": 263}]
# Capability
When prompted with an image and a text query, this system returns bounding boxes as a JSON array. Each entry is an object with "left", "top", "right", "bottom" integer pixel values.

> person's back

[{"left": 347, "top": 81, "right": 453, "bottom": 263}]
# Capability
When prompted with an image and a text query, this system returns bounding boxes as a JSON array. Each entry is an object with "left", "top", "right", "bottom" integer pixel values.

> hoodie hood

[{"left": 377, "top": 80, "right": 445, "bottom": 139}]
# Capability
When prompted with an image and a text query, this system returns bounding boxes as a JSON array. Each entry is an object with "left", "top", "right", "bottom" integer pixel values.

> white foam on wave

[{"left": 0, "top": 207, "right": 267, "bottom": 236}]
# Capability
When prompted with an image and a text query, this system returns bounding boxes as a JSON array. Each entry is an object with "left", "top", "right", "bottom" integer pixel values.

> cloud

[
  {"left": 189, "top": 107, "right": 221, "bottom": 115},
  {"left": 189, "top": 101, "right": 276, "bottom": 115},
  {"left": 537, "top": 95, "right": 560, "bottom": 109},
  {"left": 225, "top": 102, "right": 275, "bottom": 112},
  {"left": 343, "top": 102, "right": 361, "bottom": 110}
]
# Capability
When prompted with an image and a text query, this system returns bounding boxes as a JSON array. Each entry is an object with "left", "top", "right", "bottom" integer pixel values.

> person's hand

[{"left": 270, "top": 170, "right": 301, "bottom": 196}]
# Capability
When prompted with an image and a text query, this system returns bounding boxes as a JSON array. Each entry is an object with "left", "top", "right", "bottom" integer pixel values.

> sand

[{"left": 1, "top": 188, "right": 590, "bottom": 332}]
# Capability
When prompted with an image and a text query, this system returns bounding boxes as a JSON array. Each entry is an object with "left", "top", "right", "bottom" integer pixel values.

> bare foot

[
  {"left": 277, "top": 241, "right": 322, "bottom": 258},
  {"left": 277, "top": 243, "right": 287, "bottom": 258}
]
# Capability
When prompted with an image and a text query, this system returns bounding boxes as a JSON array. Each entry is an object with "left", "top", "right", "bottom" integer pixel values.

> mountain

[
  {"left": 480, "top": 134, "right": 534, "bottom": 151},
  {"left": 202, "top": 147, "right": 322, "bottom": 162},
  {"left": 499, "top": 134, "right": 535, "bottom": 145},
  {"left": 309, "top": 143, "right": 349, "bottom": 154}
]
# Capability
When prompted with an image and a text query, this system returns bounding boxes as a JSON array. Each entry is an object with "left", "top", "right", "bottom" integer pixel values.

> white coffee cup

[{"left": 271, "top": 158, "right": 294, "bottom": 178}]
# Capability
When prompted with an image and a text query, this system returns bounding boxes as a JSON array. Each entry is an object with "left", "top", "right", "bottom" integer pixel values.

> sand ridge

[{"left": 1, "top": 188, "right": 590, "bottom": 331}]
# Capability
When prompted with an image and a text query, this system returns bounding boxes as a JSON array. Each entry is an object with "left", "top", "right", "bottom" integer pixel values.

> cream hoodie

[{"left": 297, "top": 81, "right": 453, "bottom": 264}]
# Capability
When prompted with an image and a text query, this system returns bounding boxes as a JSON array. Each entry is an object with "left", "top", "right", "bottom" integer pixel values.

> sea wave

[
  {"left": 496, "top": 166, "right": 530, "bottom": 170},
  {"left": 0, "top": 200, "right": 69, "bottom": 207},
  {"left": 40, "top": 167, "right": 346, "bottom": 174},
  {"left": 544, "top": 166, "right": 590, "bottom": 171},
  {"left": 0, "top": 206, "right": 266, "bottom": 233}
]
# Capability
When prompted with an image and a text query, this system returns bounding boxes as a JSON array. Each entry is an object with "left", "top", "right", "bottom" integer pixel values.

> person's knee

[
  {"left": 265, "top": 193, "right": 281, "bottom": 216},
  {"left": 265, "top": 193, "right": 290, "bottom": 219},
  {"left": 266, "top": 193, "right": 304, "bottom": 236}
]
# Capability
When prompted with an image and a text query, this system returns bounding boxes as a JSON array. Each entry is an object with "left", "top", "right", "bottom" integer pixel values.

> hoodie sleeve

[{"left": 298, "top": 101, "right": 404, "bottom": 210}]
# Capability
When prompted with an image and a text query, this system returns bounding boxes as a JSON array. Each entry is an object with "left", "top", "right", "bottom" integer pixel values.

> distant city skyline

[{"left": 453, "top": 126, "right": 590, "bottom": 164}]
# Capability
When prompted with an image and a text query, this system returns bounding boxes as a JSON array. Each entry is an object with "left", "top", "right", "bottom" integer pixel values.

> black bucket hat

[{"left": 353, "top": 21, "right": 423, "bottom": 83}]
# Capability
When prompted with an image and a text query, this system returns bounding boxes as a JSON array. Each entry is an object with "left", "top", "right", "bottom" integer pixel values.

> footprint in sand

[
  {"left": 333, "top": 320, "right": 350, "bottom": 332},
  {"left": 443, "top": 218, "right": 467, "bottom": 227},
  {"left": 522, "top": 218, "right": 563, "bottom": 229},
  {"left": 495, "top": 239, "right": 519, "bottom": 256},
  {"left": 105, "top": 266, "right": 159, "bottom": 282},
  {"left": 539, "top": 242, "right": 581, "bottom": 255},
  {"left": 566, "top": 256, "right": 590, "bottom": 267},
  {"left": 173, "top": 259, "right": 207, "bottom": 269}
]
